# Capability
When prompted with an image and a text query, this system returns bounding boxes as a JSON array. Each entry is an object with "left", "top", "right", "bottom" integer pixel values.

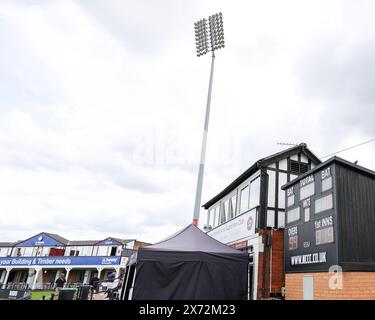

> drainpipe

[
  {"left": 270, "top": 229, "right": 273, "bottom": 297},
  {"left": 258, "top": 163, "right": 269, "bottom": 299}
]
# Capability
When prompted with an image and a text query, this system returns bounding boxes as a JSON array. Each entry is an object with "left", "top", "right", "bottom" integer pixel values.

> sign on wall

[
  {"left": 97, "top": 238, "right": 122, "bottom": 246},
  {"left": 207, "top": 209, "right": 256, "bottom": 244},
  {"left": 15, "top": 233, "right": 65, "bottom": 247},
  {"left": 0, "top": 256, "right": 121, "bottom": 267}
]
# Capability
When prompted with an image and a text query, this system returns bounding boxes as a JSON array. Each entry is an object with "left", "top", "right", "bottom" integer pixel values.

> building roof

[
  {"left": 281, "top": 156, "right": 375, "bottom": 190},
  {"left": 43, "top": 232, "right": 69, "bottom": 245},
  {"left": 67, "top": 240, "right": 99, "bottom": 246},
  {"left": 0, "top": 232, "right": 137, "bottom": 248},
  {"left": 202, "top": 143, "right": 321, "bottom": 209},
  {"left": 0, "top": 242, "right": 17, "bottom": 247},
  {"left": 67, "top": 238, "right": 135, "bottom": 246}
]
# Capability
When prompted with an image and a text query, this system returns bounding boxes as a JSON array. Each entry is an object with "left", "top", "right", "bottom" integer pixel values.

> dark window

[
  {"left": 49, "top": 248, "right": 65, "bottom": 256},
  {"left": 110, "top": 247, "right": 117, "bottom": 256},
  {"left": 69, "top": 250, "right": 75, "bottom": 256},
  {"left": 289, "top": 160, "right": 309, "bottom": 175},
  {"left": 300, "top": 162, "right": 309, "bottom": 174},
  {"left": 290, "top": 160, "right": 300, "bottom": 175}
]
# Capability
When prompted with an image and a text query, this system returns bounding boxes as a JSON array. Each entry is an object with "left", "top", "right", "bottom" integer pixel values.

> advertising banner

[{"left": 0, "top": 256, "right": 121, "bottom": 267}]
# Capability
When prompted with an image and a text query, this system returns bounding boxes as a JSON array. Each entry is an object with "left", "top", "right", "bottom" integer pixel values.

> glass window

[
  {"left": 219, "top": 203, "right": 226, "bottom": 224},
  {"left": 316, "top": 226, "right": 334, "bottom": 245},
  {"left": 240, "top": 185, "right": 249, "bottom": 213},
  {"left": 211, "top": 208, "right": 216, "bottom": 227},
  {"left": 24, "top": 247, "right": 33, "bottom": 257},
  {"left": 267, "top": 170, "right": 276, "bottom": 207},
  {"left": 287, "top": 207, "right": 300, "bottom": 223},
  {"left": 214, "top": 206, "right": 220, "bottom": 227},
  {"left": 300, "top": 182, "right": 315, "bottom": 200},
  {"left": 14, "top": 248, "right": 22, "bottom": 256},
  {"left": 279, "top": 159, "right": 288, "bottom": 170},
  {"left": 289, "top": 236, "right": 298, "bottom": 250},
  {"left": 267, "top": 210, "right": 275, "bottom": 228},
  {"left": 81, "top": 246, "right": 92, "bottom": 256},
  {"left": 211, "top": 208, "right": 216, "bottom": 228},
  {"left": 278, "top": 211, "right": 285, "bottom": 228},
  {"left": 230, "top": 194, "right": 237, "bottom": 217},
  {"left": 278, "top": 173, "right": 287, "bottom": 209},
  {"left": 41, "top": 247, "right": 50, "bottom": 256},
  {"left": 210, "top": 209, "right": 215, "bottom": 227},
  {"left": 97, "top": 246, "right": 108, "bottom": 256},
  {"left": 249, "top": 177, "right": 260, "bottom": 209},
  {"left": 224, "top": 199, "right": 229, "bottom": 222},
  {"left": 315, "top": 194, "right": 333, "bottom": 214},
  {"left": 210, "top": 208, "right": 216, "bottom": 227},
  {"left": 322, "top": 176, "right": 332, "bottom": 192},
  {"left": 34, "top": 247, "right": 42, "bottom": 256},
  {"left": 287, "top": 194, "right": 295, "bottom": 207}
]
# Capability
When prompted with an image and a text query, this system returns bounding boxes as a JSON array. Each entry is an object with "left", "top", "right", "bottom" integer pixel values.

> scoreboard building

[
  {"left": 202, "top": 143, "right": 321, "bottom": 299},
  {"left": 282, "top": 156, "right": 375, "bottom": 299}
]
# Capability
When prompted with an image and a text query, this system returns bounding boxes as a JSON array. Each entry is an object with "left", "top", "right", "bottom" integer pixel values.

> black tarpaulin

[{"left": 132, "top": 224, "right": 249, "bottom": 300}]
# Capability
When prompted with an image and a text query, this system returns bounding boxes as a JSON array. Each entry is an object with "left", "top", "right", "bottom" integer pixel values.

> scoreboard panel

[{"left": 284, "top": 164, "right": 338, "bottom": 273}]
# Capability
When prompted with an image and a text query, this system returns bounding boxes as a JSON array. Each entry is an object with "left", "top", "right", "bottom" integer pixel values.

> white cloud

[{"left": 0, "top": 0, "right": 374, "bottom": 243}]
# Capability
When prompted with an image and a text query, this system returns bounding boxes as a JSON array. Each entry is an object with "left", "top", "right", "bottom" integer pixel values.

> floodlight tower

[{"left": 192, "top": 13, "right": 225, "bottom": 226}]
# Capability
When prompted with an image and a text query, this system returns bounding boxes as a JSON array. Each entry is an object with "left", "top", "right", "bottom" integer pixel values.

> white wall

[{"left": 0, "top": 247, "right": 11, "bottom": 257}]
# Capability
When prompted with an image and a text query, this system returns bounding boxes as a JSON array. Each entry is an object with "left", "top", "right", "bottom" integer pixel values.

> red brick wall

[
  {"left": 257, "top": 252, "right": 266, "bottom": 299},
  {"left": 286, "top": 272, "right": 375, "bottom": 300},
  {"left": 270, "top": 230, "right": 285, "bottom": 293},
  {"left": 257, "top": 229, "right": 285, "bottom": 299}
]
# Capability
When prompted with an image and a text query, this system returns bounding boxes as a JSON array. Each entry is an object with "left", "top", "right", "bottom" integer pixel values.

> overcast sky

[{"left": 0, "top": 0, "right": 374, "bottom": 243}]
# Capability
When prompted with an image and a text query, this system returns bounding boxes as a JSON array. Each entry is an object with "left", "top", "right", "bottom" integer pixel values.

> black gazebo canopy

[{"left": 131, "top": 224, "right": 249, "bottom": 300}]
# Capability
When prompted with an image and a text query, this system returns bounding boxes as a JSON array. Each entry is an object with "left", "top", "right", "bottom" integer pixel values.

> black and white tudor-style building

[{"left": 202, "top": 143, "right": 321, "bottom": 299}]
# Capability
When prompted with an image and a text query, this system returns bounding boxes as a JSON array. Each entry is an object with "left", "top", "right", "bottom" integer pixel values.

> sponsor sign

[
  {"left": 97, "top": 238, "right": 121, "bottom": 246},
  {"left": 16, "top": 234, "right": 65, "bottom": 247},
  {"left": 0, "top": 256, "right": 121, "bottom": 267},
  {"left": 207, "top": 209, "right": 257, "bottom": 244},
  {"left": 120, "top": 257, "right": 128, "bottom": 267},
  {"left": 290, "top": 251, "right": 327, "bottom": 266},
  {"left": 230, "top": 240, "right": 248, "bottom": 250}
]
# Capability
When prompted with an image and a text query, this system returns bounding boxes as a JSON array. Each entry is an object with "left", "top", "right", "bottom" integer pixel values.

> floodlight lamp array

[
  {"left": 194, "top": 18, "right": 209, "bottom": 57},
  {"left": 194, "top": 12, "right": 225, "bottom": 57},
  {"left": 208, "top": 13, "right": 225, "bottom": 51}
]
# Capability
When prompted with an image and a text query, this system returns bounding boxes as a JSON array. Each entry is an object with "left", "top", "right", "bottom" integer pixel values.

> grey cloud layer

[{"left": 0, "top": 0, "right": 374, "bottom": 243}]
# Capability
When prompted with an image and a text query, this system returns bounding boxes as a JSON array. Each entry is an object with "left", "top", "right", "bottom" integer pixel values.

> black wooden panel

[{"left": 336, "top": 164, "right": 375, "bottom": 269}]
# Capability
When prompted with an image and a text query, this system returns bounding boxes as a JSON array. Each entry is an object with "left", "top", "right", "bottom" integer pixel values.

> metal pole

[{"left": 192, "top": 51, "right": 215, "bottom": 226}]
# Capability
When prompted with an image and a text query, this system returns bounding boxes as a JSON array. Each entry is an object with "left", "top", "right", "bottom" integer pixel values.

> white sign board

[
  {"left": 207, "top": 209, "right": 256, "bottom": 244},
  {"left": 120, "top": 257, "right": 128, "bottom": 268}
]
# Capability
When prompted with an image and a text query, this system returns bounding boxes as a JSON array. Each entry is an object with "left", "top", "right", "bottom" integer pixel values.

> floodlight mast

[{"left": 192, "top": 13, "right": 225, "bottom": 226}]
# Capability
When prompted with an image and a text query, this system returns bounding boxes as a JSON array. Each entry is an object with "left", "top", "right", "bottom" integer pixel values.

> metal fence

[{"left": 3, "top": 282, "right": 30, "bottom": 290}]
